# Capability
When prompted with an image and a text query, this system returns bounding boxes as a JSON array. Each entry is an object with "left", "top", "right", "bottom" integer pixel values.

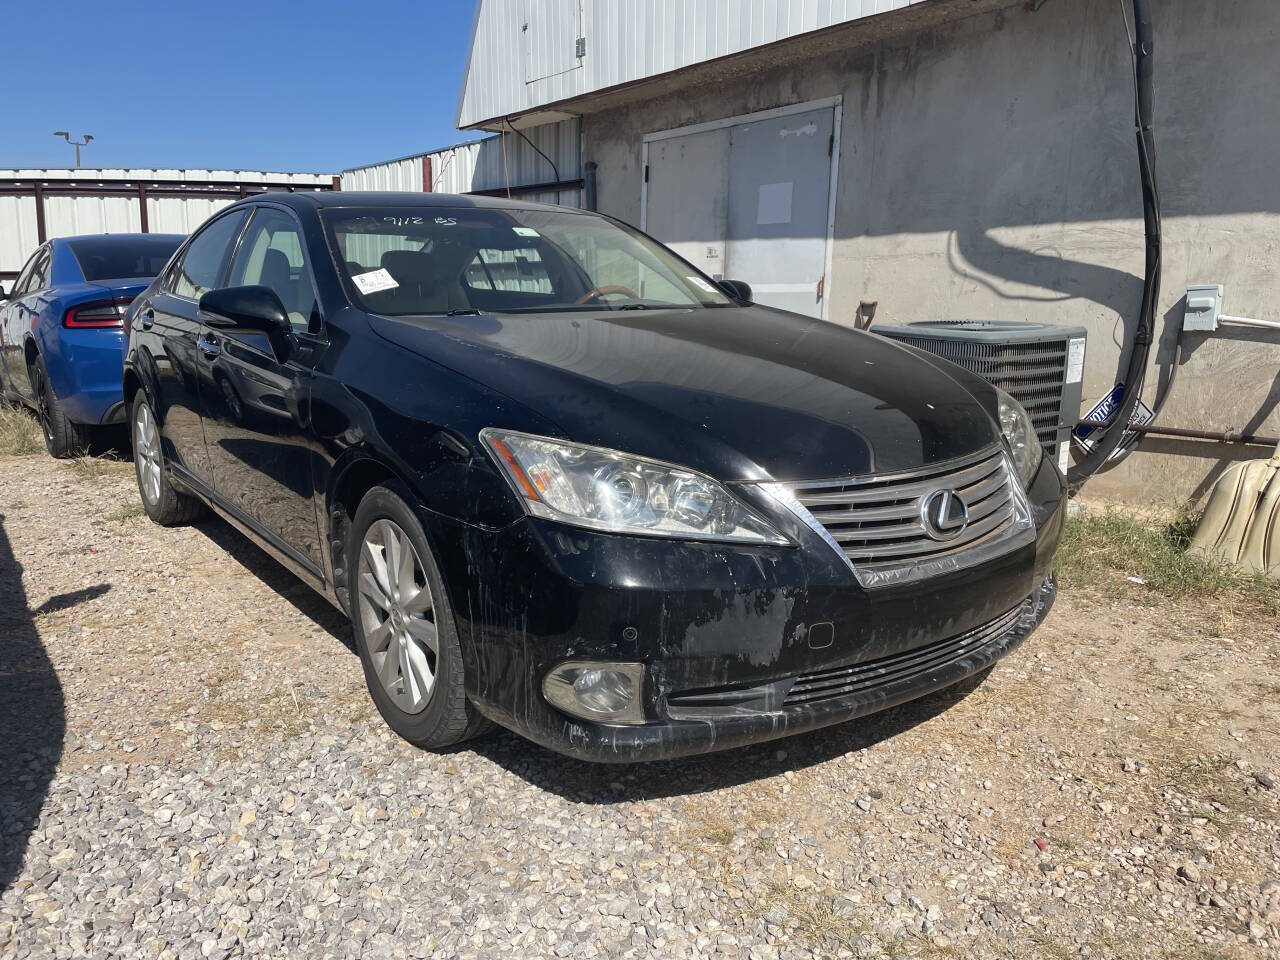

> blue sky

[{"left": 6, "top": 0, "right": 482, "bottom": 173}]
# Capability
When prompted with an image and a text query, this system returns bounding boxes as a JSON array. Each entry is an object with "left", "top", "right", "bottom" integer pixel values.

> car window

[
  {"left": 14, "top": 248, "right": 51, "bottom": 296},
  {"left": 323, "top": 207, "right": 732, "bottom": 316},
  {"left": 227, "top": 207, "right": 317, "bottom": 332},
  {"left": 463, "top": 247, "right": 554, "bottom": 294},
  {"left": 173, "top": 211, "right": 249, "bottom": 301},
  {"left": 67, "top": 235, "right": 183, "bottom": 282},
  {"left": 9, "top": 248, "right": 44, "bottom": 296}
]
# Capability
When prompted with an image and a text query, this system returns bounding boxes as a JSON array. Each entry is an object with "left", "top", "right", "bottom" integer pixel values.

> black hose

[
  {"left": 1067, "top": 0, "right": 1161, "bottom": 492},
  {"left": 505, "top": 118, "right": 561, "bottom": 184}
]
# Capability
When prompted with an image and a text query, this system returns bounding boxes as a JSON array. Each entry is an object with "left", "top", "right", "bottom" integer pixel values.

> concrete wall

[{"left": 577, "top": 0, "right": 1280, "bottom": 508}]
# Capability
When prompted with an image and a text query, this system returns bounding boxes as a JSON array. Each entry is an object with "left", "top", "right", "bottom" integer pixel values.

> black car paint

[{"left": 124, "top": 192, "right": 1066, "bottom": 762}]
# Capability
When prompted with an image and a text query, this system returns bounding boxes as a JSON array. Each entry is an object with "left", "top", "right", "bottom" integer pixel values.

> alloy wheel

[
  {"left": 356, "top": 518, "right": 438, "bottom": 714},
  {"left": 134, "top": 403, "right": 163, "bottom": 506}
]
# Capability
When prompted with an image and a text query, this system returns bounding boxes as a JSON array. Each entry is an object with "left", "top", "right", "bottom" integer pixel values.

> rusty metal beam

[{"left": 33, "top": 183, "right": 46, "bottom": 243}]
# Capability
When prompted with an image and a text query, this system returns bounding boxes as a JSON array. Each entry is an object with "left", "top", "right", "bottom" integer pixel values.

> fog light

[{"left": 542, "top": 661, "right": 646, "bottom": 725}]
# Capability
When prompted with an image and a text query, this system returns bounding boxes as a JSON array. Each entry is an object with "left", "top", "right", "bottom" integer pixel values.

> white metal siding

[
  {"left": 0, "top": 169, "right": 334, "bottom": 275},
  {"left": 0, "top": 196, "right": 40, "bottom": 278},
  {"left": 457, "top": 0, "right": 926, "bottom": 127},
  {"left": 343, "top": 120, "right": 582, "bottom": 202},
  {"left": 340, "top": 157, "right": 426, "bottom": 192},
  {"left": 0, "top": 169, "right": 333, "bottom": 186}
]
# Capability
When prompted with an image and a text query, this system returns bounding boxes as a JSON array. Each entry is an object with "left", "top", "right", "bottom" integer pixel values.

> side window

[
  {"left": 14, "top": 247, "right": 51, "bottom": 296},
  {"left": 173, "top": 211, "right": 249, "bottom": 301},
  {"left": 9, "top": 248, "right": 43, "bottom": 296},
  {"left": 228, "top": 208, "right": 317, "bottom": 331}
]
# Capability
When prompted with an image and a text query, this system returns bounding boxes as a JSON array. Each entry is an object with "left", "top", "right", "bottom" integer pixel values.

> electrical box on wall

[{"left": 1183, "top": 284, "right": 1223, "bottom": 332}]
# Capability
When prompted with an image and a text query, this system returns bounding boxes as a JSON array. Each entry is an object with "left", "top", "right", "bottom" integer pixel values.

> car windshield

[
  {"left": 66, "top": 236, "right": 182, "bottom": 282},
  {"left": 322, "top": 206, "right": 733, "bottom": 316}
]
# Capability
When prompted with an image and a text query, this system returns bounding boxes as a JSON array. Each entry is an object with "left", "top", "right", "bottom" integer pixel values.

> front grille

[
  {"left": 791, "top": 445, "right": 1016, "bottom": 568},
  {"left": 885, "top": 333, "right": 1069, "bottom": 456},
  {"left": 664, "top": 601, "right": 1030, "bottom": 719},
  {"left": 784, "top": 603, "right": 1025, "bottom": 707}
]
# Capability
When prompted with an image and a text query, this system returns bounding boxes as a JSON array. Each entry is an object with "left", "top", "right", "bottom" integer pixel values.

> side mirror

[
  {"left": 717, "top": 279, "right": 752, "bottom": 303},
  {"left": 199, "top": 285, "right": 291, "bottom": 338},
  {"left": 0, "top": 284, "right": 8, "bottom": 302}
]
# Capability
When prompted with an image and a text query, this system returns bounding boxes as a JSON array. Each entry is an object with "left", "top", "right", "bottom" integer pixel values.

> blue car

[{"left": 0, "top": 234, "right": 183, "bottom": 456}]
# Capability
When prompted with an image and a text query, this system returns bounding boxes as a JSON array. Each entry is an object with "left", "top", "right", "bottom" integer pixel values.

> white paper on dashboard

[{"left": 352, "top": 269, "right": 400, "bottom": 294}]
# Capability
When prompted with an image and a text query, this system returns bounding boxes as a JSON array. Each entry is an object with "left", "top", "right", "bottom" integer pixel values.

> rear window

[{"left": 67, "top": 236, "right": 183, "bottom": 282}]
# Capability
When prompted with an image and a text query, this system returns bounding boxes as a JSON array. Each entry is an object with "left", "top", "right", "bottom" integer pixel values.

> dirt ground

[{"left": 1, "top": 443, "right": 1278, "bottom": 959}]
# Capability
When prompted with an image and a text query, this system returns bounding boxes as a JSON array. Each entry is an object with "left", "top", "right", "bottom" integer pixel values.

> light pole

[{"left": 53, "top": 131, "right": 94, "bottom": 168}]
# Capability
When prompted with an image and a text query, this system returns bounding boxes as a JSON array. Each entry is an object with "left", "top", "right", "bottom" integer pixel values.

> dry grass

[
  {"left": 105, "top": 502, "right": 145, "bottom": 523},
  {"left": 0, "top": 403, "right": 43, "bottom": 456},
  {"left": 1055, "top": 507, "right": 1280, "bottom": 617},
  {"left": 64, "top": 454, "right": 133, "bottom": 482}
]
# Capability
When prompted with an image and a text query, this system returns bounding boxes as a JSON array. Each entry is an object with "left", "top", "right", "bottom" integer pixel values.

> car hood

[{"left": 368, "top": 305, "right": 1002, "bottom": 482}]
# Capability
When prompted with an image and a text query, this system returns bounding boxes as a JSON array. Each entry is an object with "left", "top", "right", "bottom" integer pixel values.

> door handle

[
  {"left": 197, "top": 333, "right": 221, "bottom": 359},
  {"left": 140, "top": 308, "right": 155, "bottom": 330}
]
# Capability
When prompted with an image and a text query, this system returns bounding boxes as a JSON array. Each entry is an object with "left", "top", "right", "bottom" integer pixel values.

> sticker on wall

[
  {"left": 779, "top": 121, "right": 818, "bottom": 138},
  {"left": 756, "top": 182, "right": 794, "bottom": 226},
  {"left": 1065, "top": 338, "right": 1087, "bottom": 384},
  {"left": 687, "top": 276, "right": 718, "bottom": 293},
  {"left": 351, "top": 268, "right": 400, "bottom": 295}
]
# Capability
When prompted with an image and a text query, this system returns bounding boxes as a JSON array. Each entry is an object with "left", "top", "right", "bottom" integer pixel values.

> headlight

[
  {"left": 481, "top": 429, "right": 789, "bottom": 544},
  {"left": 996, "top": 389, "right": 1043, "bottom": 487}
]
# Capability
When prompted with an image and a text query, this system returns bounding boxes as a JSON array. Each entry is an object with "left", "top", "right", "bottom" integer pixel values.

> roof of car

[
  {"left": 56, "top": 233, "right": 185, "bottom": 244},
  {"left": 241, "top": 191, "right": 583, "bottom": 214}
]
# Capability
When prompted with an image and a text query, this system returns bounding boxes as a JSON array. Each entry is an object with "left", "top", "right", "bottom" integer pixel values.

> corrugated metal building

[
  {"left": 340, "top": 118, "right": 583, "bottom": 208},
  {"left": 340, "top": 119, "right": 581, "bottom": 208},
  {"left": 0, "top": 169, "right": 336, "bottom": 280},
  {"left": 451, "top": 0, "right": 1280, "bottom": 507}
]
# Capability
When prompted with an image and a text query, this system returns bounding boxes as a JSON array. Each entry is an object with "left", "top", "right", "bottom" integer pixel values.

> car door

[
  {"left": 137, "top": 209, "right": 249, "bottom": 487},
  {"left": 197, "top": 204, "right": 326, "bottom": 574},
  {"left": 0, "top": 246, "right": 50, "bottom": 402}
]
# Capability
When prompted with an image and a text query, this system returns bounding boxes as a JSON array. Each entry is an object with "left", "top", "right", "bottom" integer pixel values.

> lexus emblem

[{"left": 921, "top": 489, "right": 969, "bottom": 541}]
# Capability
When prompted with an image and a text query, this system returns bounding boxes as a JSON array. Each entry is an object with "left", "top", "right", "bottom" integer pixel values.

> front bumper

[
  {"left": 477, "top": 574, "right": 1055, "bottom": 762},
  {"left": 438, "top": 453, "right": 1066, "bottom": 762}
]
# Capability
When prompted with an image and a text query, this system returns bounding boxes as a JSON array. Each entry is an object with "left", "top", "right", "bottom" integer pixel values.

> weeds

[
  {"left": 105, "top": 502, "right": 145, "bottom": 523},
  {"left": 65, "top": 454, "right": 132, "bottom": 482},
  {"left": 1056, "top": 508, "right": 1280, "bottom": 616},
  {"left": 0, "top": 403, "right": 42, "bottom": 456}
]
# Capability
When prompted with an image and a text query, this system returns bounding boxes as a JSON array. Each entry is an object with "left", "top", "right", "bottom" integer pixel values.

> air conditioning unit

[{"left": 871, "top": 320, "right": 1087, "bottom": 474}]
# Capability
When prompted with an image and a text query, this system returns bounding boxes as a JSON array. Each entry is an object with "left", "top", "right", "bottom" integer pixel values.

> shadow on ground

[
  {"left": 194, "top": 516, "right": 353, "bottom": 651},
  {"left": 0, "top": 511, "right": 67, "bottom": 894},
  {"left": 467, "top": 668, "right": 993, "bottom": 803}
]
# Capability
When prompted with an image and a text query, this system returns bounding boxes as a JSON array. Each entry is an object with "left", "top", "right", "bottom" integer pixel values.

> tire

[
  {"left": 348, "top": 483, "right": 490, "bottom": 750},
  {"left": 30, "top": 355, "right": 93, "bottom": 459},
  {"left": 130, "top": 390, "right": 207, "bottom": 526}
]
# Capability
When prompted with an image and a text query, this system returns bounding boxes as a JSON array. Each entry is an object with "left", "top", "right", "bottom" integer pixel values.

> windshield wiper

[
  {"left": 443, "top": 309, "right": 482, "bottom": 317},
  {"left": 616, "top": 303, "right": 652, "bottom": 310}
]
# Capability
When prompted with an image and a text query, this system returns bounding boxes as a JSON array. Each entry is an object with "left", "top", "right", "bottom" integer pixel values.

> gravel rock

[{"left": 2, "top": 450, "right": 1280, "bottom": 959}]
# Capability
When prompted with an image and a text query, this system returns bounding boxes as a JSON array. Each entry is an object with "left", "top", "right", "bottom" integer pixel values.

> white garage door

[{"left": 642, "top": 100, "right": 839, "bottom": 319}]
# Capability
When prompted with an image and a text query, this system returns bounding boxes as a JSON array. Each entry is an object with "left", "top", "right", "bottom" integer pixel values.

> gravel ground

[{"left": 1, "top": 445, "right": 1279, "bottom": 960}]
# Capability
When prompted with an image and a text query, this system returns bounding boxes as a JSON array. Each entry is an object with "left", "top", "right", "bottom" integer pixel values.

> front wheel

[
  {"left": 131, "top": 390, "right": 207, "bottom": 525},
  {"left": 349, "top": 483, "right": 489, "bottom": 750}
]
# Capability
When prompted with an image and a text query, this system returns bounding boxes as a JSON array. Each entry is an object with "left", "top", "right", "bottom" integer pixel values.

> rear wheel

[
  {"left": 30, "top": 356, "right": 92, "bottom": 459},
  {"left": 349, "top": 483, "right": 489, "bottom": 749},
  {"left": 131, "top": 390, "right": 206, "bottom": 525}
]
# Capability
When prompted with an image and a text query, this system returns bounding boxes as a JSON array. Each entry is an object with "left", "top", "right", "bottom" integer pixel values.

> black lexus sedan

[{"left": 122, "top": 192, "right": 1064, "bottom": 762}]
